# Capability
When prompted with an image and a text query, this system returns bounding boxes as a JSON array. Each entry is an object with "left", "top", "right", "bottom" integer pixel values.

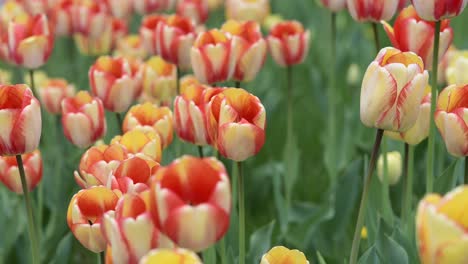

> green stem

[
  {"left": 381, "top": 138, "right": 389, "bottom": 210},
  {"left": 402, "top": 144, "right": 414, "bottom": 230},
  {"left": 219, "top": 237, "right": 227, "bottom": 264},
  {"left": 198, "top": 145, "right": 204, "bottom": 158},
  {"left": 237, "top": 161, "right": 245, "bottom": 264},
  {"left": 287, "top": 66, "right": 293, "bottom": 137},
  {"left": 328, "top": 12, "right": 338, "bottom": 184},
  {"left": 465, "top": 156, "right": 468, "bottom": 184},
  {"left": 235, "top": 81, "right": 241, "bottom": 88},
  {"left": 426, "top": 21, "right": 441, "bottom": 193},
  {"left": 176, "top": 66, "right": 181, "bottom": 95},
  {"left": 115, "top": 113, "right": 123, "bottom": 134},
  {"left": 17, "top": 155, "right": 40, "bottom": 264},
  {"left": 29, "top": 69, "right": 36, "bottom": 95},
  {"left": 349, "top": 129, "right": 384, "bottom": 264},
  {"left": 98, "top": 251, "right": 104, "bottom": 264},
  {"left": 371, "top": 22, "right": 381, "bottom": 52}
]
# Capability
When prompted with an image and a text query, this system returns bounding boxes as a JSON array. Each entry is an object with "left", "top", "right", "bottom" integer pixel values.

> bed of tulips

[{"left": 1, "top": 0, "right": 468, "bottom": 263}]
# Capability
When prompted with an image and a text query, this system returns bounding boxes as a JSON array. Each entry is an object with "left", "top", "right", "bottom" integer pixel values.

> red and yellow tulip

[
  {"left": 140, "top": 56, "right": 177, "bottom": 106},
  {"left": 114, "top": 35, "right": 148, "bottom": 61},
  {"left": 412, "top": 0, "right": 468, "bottom": 21},
  {"left": 133, "top": 0, "right": 175, "bottom": 15},
  {"left": 267, "top": 21, "right": 310, "bottom": 67},
  {"left": 445, "top": 50, "right": 468, "bottom": 85},
  {"left": 260, "top": 246, "right": 310, "bottom": 264},
  {"left": 139, "top": 15, "right": 167, "bottom": 55},
  {"left": 0, "top": 150, "right": 42, "bottom": 194},
  {"left": 50, "top": 0, "right": 73, "bottom": 36},
  {"left": 347, "top": 0, "right": 399, "bottom": 22},
  {"left": 37, "top": 78, "right": 75, "bottom": 114},
  {"left": 319, "top": 0, "right": 346, "bottom": 12},
  {"left": 226, "top": 0, "right": 270, "bottom": 23},
  {"left": 139, "top": 248, "right": 202, "bottom": 264},
  {"left": 104, "top": 0, "right": 133, "bottom": 19},
  {"left": 176, "top": 0, "right": 209, "bottom": 25},
  {"left": 111, "top": 129, "right": 163, "bottom": 163}
]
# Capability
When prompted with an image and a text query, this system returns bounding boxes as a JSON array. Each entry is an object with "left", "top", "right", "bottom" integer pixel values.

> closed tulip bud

[
  {"left": 71, "top": 0, "right": 111, "bottom": 39},
  {"left": 446, "top": 50, "right": 468, "bottom": 85},
  {"left": 0, "top": 150, "right": 42, "bottom": 194},
  {"left": 141, "top": 56, "right": 177, "bottom": 106},
  {"left": 222, "top": 20, "right": 267, "bottom": 82},
  {"left": 383, "top": 6, "right": 453, "bottom": 71},
  {"left": 376, "top": 151, "right": 403, "bottom": 185},
  {"left": 0, "top": 1, "right": 27, "bottom": 27},
  {"left": 360, "top": 47, "right": 429, "bottom": 132},
  {"left": 0, "top": 84, "right": 41, "bottom": 156},
  {"left": 319, "top": 0, "right": 346, "bottom": 12},
  {"left": 105, "top": 0, "right": 132, "bottom": 19},
  {"left": 226, "top": 0, "right": 270, "bottom": 23},
  {"left": 114, "top": 35, "right": 148, "bottom": 60},
  {"left": 176, "top": 0, "right": 209, "bottom": 25},
  {"left": 73, "top": 27, "right": 113, "bottom": 56},
  {"left": 102, "top": 193, "right": 174, "bottom": 264},
  {"left": 61, "top": 91, "right": 107, "bottom": 148},
  {"left": 89, "top": 56, "right": 139, "bottom": 113},
  {"left": 139, "top": 15, "right": 167, "bottom": 55},
  {"left": 139, "top": 248, "right": 202, "bottom": 264},
  {"left": 386, "top": 92, "right": 431, "bottom": 145},
  {"left": 133, "top": 0, "right": 176, "bottom": 14},
  {"left": 175, "top": 83, "right": 223, "bottom": 145},
  {"left": 267, "top": 21, "right": 310, "bottom": 67},
  {"left": 150, "top": 156, "right": 231, "bottom": 252},
  {"left": 8, "top": 14, "right": 54, "bottom": 69},
  {"left": 207, "top": 88, "right": 266, "bottom": 161},
  {"left": 191, "top": 29, "right": 239, "bottom": 84},
  {"left": 411, "top": 0, "right": 468, "bottom": 21},
  {"left": 435, "top": 84, "right": 468, "bottom": 157},
  {"left": 67, "top": 186, "right": 120, "bottom": 253},
  {"left": 416, "top": 186, "right": 468, "bottom": 263},
  {"left": 123, "top": 103, "right": 174, "bottom": 148},
  {"left": 347, "top": 0, "right": 399, "bottom": 22},
  {"left": 155, "top": 15, "right": 196, "bottom": 71},
  {"left": 260, "top": 246, "right": 309, "bottom": 264},
  {"left": 111, "top": 129, "right": 163, "bottom": 162},
  {"left": 50, "top": 0, "right": 73, "bottom": 36},
  {"left": 347, "top": 64, "right": 361, "bottom": 86},
  {"left": 37, "top": 78, "right": 75, "bottom": 114},
  {"left": 113, "top": 157, "right": 159, "bottom": 194}
]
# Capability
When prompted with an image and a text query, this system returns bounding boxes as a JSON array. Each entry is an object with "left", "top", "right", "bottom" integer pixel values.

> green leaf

[
  {"left": 202, "top": 246, "right": 217, "bottom": 264},
  {"left": 50, "top": 232, "right": 73, "bottom": 264},
  {"left": 375, "top": 222, "right": 409, "bottom": 264},
  {"left": 317, "top": 251, "right": 328, "bottom": 264},
  {"left": 246, "top": 221, "right": 275, "bottom": 264},
  {"left": 358, "top": 246, "right": 381, "bottom": 264},
  {"left": 434, "top": 159, "right": 459, "bottom": 194}
]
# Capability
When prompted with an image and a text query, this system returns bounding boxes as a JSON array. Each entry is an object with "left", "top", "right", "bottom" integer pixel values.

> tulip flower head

[
  {"left": 319, "top": 0, "right": 347, "bottom": 12},
  {"left": 50, "top": 0, "right": 74, "bottom": 36},
  {"left": 416, "top": 185, "right": 468, "bottom": 264},
  {"left": 140, "top": 15, "right": 167, "bottom": 55},
  {"left": 150, "top": 156, "right": 231, "bottom": 252},
  {"left": 0, "top": 150, "right": 42, "bottom": 194},
  {"left": 360, "top": 47, "right": 429, "bottom": 132},
  {"left": 71, "top": 0, "right": 111, "bottom": 39},
  {"left": 376, "top": 151, "right": 403, "bottom": 185},
  {"left": 155, "top": 15, "right": 196, "bottom": 71},
  {"left": 133, "top": 0, "right": 176, "bottom": 14},
  {"left": 176, "top": 0, "right": 209, "bottom": 25},
  {"left": 141, "top": 56, "right": 177, "bottom": 106},
  {"left": 226, "top": 0, "right": 270, "bottom": 23},
  {"left": 37, "top": 78, "right": 75, "bottom": 114},
  {"left": 435, "top": 84, "right": 468, "bottom": 157},
  {"left": 67, "top": 186, "right": 119, "bottom": 253},
  {"left": 139, "top": 248, "right": 202, "bottom": 264},
  {"left": 347, "top": 0, "right": 399, "bottom": 22},
  {"left": 0, "top": 84, "right": 41, "bottom": 156},
  {"left": 267, "top": 21, "right": 310, "bottom": 67},
  {"left": 411, "top": 0, "right": 468, "bottom": 21},
  {"left": 104, "top": 0, "right": 133, "bottom": 19},
  {"left": 222, "top": 20, "right": 267, "bottom": 82},
  {"left": 123, "top": 103, "right": 174, "bottom": 148},
  {"left": 8, "top": 14, "right": 54, "bottom": 69},
  {"left": 190, "top": 29, "right": 239, "bottom": 84},
  {"left": 111, "top": 129, "right": 163, "bottom": 162},
  {"left": 61, "top": 91, "right": 107, "bottom": 148},
  {"left": 0, "top": 1, "right": 27, "bottom": 28},
  {"left": 383, "top": 6, "right": 453, "bottom": 71},
  {"left": 446, "top": 50, "right": 468, "bottom": 85},
  {"left": 260, "top": 246, "right": 310, "bottom": 264},
  {"left": 89, "top": 56, "right": 139, "bottom": 113},
  {"left": 114, "top": 35, "right": 148, "bottom": 60}
]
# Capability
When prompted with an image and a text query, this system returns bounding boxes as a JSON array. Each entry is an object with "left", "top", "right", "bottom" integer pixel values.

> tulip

[
  {"left": 114, "top": 35, "right": 148, "bottom": 60},
  {"left": 50, "top": 0, "right": 73, "bottom": 36},
  {"left": 226, "top": 0, "right": 270, "bottom": 23},
  {"left": 382, "top": 6, "right": 454, "bottom": 71},
  {"left": 360, "top": 47, "right": 429, "bottom": 132},
  {"left": 140, "top": 56, "right": 177, "bottom": 106},
  {"left": 8, "top": 14, "right": 54, "bottom": 69},
  {"left": 435, "top": 84, "right": 468, "bottom": 157},
  {"left": 221, "top": 20, "right": 267, "bottom": 82},
  {"left": 445, "top": 50, "right": 468, "bottom": 85},
  {"left": 0, "top": 150, "right": 42, "bottom": 194},
  {"left": 416, "top": 185, "right": 468, "bottom": 263},
  {"left": 319, "top": 0, "right": 346, "bottom": 12},
  {"left": 61, "top": 91, "right": 107, "bottom": 148},
  {"left": 0, "top": 1, "right": 27, "bottom": 28},
  {"left": 133, "top": 0, "right": 175, "bottom": 14},
  {"left": 67, "top": 186, "right": 119, "bottom": 253},
  {"left": 399, "top": 0, "right": 409, "bottom": 10},
  {"left": 376, "top": 151, "right": 402, "bottom": 185},
  {"left": 386, "top": 92, "right": 431, "bottom": 145},
  {"left": 111, "top": 129, "right": 162, "bottom": 162},
  {"left": 347, "top": 0, "right": 399, "bottom": 22},
  {"left": 267, "top": 21, "right": 310, "bottom": 67},
  {"left": 113, "top": 157, "right": 159, "bottom": 194},
  {"left": 73, "top": 26, "right": 113, "bottom": 56},
  {"left": 191, "top": 29, "right": 239, "bottom": 84},
  {"left": 123, "top": 103, "right": 174, "bottom": 148},
  {"left": 71, "top": 0, "right": 111, "bottom": 39},
  {"left": 102, "top": 192, "right": 174, "bottom": 264},
  {"left": 0, "top": 84, "right": 41, "bottom": 156},
  {"left": 176, "top": 0, "right": 209, "bottom": 25},
  {"left": 411, "top": 0, "right": 468, "bottom": 21},
  {"left": 150, "top": 156, "right": 231, "bottom": 252},
  {"left": 89, "top": 56, "right": 139, "bottom": 113},
  {"left": 139, "top": 248, "right": 202, "bottom": 264},
  {"left": 207, "top": 88, "right": 266, "bottom": 161},
  {"left": 111, "top": 19, "right": 129, "bottom": 48},
  {"left": 105, "top": 0, "right": 133, "bottom": 19},
  {"left": 37, "top": 78, "right": 75, "bottom": 114},
  {"left": 155, "top": 15, "right": 196, "bottom": 71},
  {"left": 139, "top": 15, "right": 167, "bottom": 55},
  {"left": 260, "top": 246, "right": 309, "bottom": 264}
]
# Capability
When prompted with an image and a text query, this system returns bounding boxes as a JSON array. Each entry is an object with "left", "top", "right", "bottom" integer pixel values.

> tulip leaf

[
  {"left": 202, "top": 246, "right": 216, "bottom": 264},
  {"left": 434, "top": 159, "right": 459, "bottom": 194},
  {"left": 50, "top": 232, "right": 73, "bottom": 264},
  {"left": 317, "top": 251, "right": 328, "bottom": 264},
  {"left": 375, "top": 222, "right": 409, "bottom": 264},
  {"left": 246, "top": 221, "right": 275, "bottom": 264},
  {"left": 358, "top": 245, "right": 381, "bottom": 264}
]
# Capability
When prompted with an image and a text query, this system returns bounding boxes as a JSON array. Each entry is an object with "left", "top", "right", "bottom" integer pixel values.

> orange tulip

[
  {"left": 140, "top": 56, "right": 177, "bottom": 106},
  {"left": 139, "top": 248, "right": 202, "bottom": 264},
  {"left": 37, "top": 78, "right": 75, "bottom": 114},
  {"left": 0, "top": 150, "right": 42, "bottom": 194},
  {"left": 176, "top": 0, "right": 209, "bottom": 25},
  {"left": 260, "top": 246, "right": 309, "bottom": 264},
  {"left": 267, "top": 21, "right": 310, "bottom": 67},
  {"left": 0, "top": 84, "right": 41, "bottom": 156},
  {"left": 111, "top": 129, "right": 163, "bottom": 162}
]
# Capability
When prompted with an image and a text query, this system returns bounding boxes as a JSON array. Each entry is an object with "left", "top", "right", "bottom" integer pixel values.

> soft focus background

[{"left": 1, "top": 1, "right": 468, "bottom": 263}]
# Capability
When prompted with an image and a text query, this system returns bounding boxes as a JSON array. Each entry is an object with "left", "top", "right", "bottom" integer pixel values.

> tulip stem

[
  {"left": 402, "top": 144, "right": 414, "bottom": 230},
  {"left": 371, "top": 23, "right": 381, "bottom": 52},
  {"left": 16, "top": 154, "right": 40, "bottom": 264},
  {"left": 29, "top": 70, "right": 36, "bottom": 95},
  {"left": 287, "top": 66, "right": 293, "bottom": 136},
  {"left": 327, "top": 11, "right": 338, "bottom": 184},
  {"left": 115, "top": 113, "right": 123, "bottom": 134},
  {"left": 465, "top": 156, "right": 468, "bottom": 184},
  {"left": 237, "top": 161, "right": 245, "bottom": 264},
  {"left": 198, "top": 146, "right": 204, "bottom": 158},
  {"left": 349, "top": 129, "right": 384, "bottom": 264},
  {"left": 235, "top": 81, "right": 241, "bottom": 88},
  {"left": 426, "top": 21, "right": 441, "bottom": 193},
  {"left": 97, "top": 252, "right": 104, "bottom": 264},
  {"left": 219, "top": 237, "right": 227, "bottom": 264},
  {"left": 176, "top": 66, "right": 181, "bottom": 95}
]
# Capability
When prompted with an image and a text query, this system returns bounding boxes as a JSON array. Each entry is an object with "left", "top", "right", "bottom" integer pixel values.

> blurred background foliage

[{"left": 1, "top": 0, "right": 468, "bottom": 263}]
